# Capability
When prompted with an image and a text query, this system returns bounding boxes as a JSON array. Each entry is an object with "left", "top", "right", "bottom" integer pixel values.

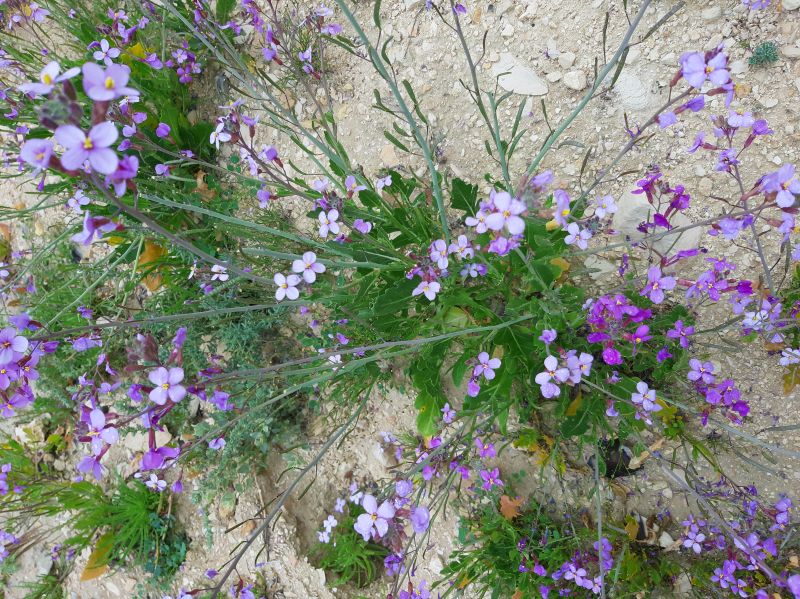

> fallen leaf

[
  {"left": 624, "top": 515, "right": 640, "bottom": 540},
  {"left": 499, "top": 495, "right": 524, "bottom": 520},
  {"left": 195, "top": 170, "right": 216, "bottom": 201},
  {"left": 80, "top": 531, "right": 114, "bottom": 581},
  {"left": 511, "top": 591, "right": 523, "bottom": 599},
  {"left": 137, "top": 240, "right": 166, "bottom": 292},
  {"left": 628, "top": 438, "right": 666, "bottom": 470},
  {"left": 565, "top": 391, "right": 582, "bottom": 417}
]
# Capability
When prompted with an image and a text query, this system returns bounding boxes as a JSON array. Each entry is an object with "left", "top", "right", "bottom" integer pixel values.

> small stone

[
  {"left": 729, "top": 59, "right": 748, "bottom": 75},
  {"left": 795, "top": 78, "right": 800, "bottom": 94},
  {"left": 584, "top": 255, "right": 617, "bottom": 281},
  {"left": 701, "top": 6, "right": 722, "bottom": 20},
  {"left": 546, "top": 71, "right": 562, "bottom": 82},
  {"left": 563, "top": 70, "right": 587, "bottom": 91},
  {"left": 380, "top": 144, "right": 399, "bottom": 166},
  {"left": 782, "top": 46, "right": 800, "bottom": 59},
  {"left": 491, "top": 53, "right": 549, "bottom": 96},
  {"left": 558, "top": 51, "right": 576, "bottom": 69},
  {"left": 784, "top": 0, "right": 800, "bottom": 9},
  {"left": 699, "top": 177, "right": 713, "bottom": 195},
  {"left": 613, "top": 72, "right": 653, "bottom": 112},
  {"left": 501, "top": 24, "right": 515, "bottom": 38},
  {"left": 496, "top": 0, "right": 513, "bottom": 15},
  {"left": 611, "top": 190, "right": 699, "bottom": 253},
  {"left": 658, "top": 532, "right": 675, "bottom": 548}
]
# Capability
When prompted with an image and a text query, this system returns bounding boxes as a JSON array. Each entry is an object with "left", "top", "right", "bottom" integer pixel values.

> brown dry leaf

[
  {"left": 195, "top": 170, "right": 216, "bottom": 201},
  {"left": 511, "top": 591, "right": 523, "bottom": 599},
  {"left": 783, "top": 365, "right": 800, "bottom": 395},
  {"left": 0, "top": 223, "right": 11, "bottom": 241},
  {"left": 550, "top": 257, "right": 570, "bottom": 272},
  {"left": 470, "top": 6, "right": 482, "bottom": 24},
  {"left": 80, "top": 531, "right": 114, "bottom": 581},
  {"left": 764, "top": 340, "right": 786, "bottom": 352},
  {"left": 240, "top": 519, "right": 257, "bottom": 535},
  {"left": 137, "top": 240, "right": 166, "bottom": 292},
  {"left": 789, "top": 554, "right": 799, "bottom": 568},
  {"left": 628, "top": 437, "right": 666, "bottom": 470},
  {"left": 624, "top": 516, "right": 640, "bottom": 540},
  {"left": 735, "top": 82, "right": 752, "bottom": 98},
  {"left": 499, "top": 495, "right": 524, "bottom": 520}
]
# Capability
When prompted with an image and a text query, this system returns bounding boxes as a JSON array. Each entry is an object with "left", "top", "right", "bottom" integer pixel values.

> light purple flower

[
  {"left": 449, "top": 235, "right": 474, "bottom": 260},
  {"left": 318, "top": 209, "right": 340, "bottom": 238},
  {"left": 354, "top": 494, "right": 395, "bottom": 541},
  {"left": 145, "top": 473, "right": 167, "bottom": 492},
  {"left": 274, "top": 273, "right": 300, "bottom": 301},
  {"left": 680, "top": 51, "right": 730, "bottom": 89},
  {"left": 727, "top": 109, "right": 754, "bottom": 128},
  {"left": 763, "top": 164, "right": 800, "bottom": 209},
  {"left": 539, "top": 329, "right": 557, "bottom": 345},
  {"left": 55, "top": 122, "right": 119, "bottom": 174},
  {"left": 211, "top": 264, "right": 228, "bottom": 281},
  {"left": 564, "top": 223, "right": 592, "bottom": 250},
  {"left": 82, "top": 62, "right": 137, "bottom": 101},
  {"left": 683, "top": 527, "right": 706, "bottom": 554},
  {"left": 86, "top": 408, "right": 118, "bottom": 454},
  {"left": 19, "top": 61, "right": 79, "bottom": 96},
  {"left": 0, "top": 328, "right": 28, "bottom": 364},
  {"left": 292, "top": 251, "right": 326, "bottom": 283},
  {"left": 631, "top": 381, "right": 661, "bottom": 418},
  {"left": 19, "top": 139, "right": 53, "bottom": 173},
  {"left": 658, "top": 111, "right": 677, "bottom": 128},
  {"left": 429, "top": 239, "right": 449, "bottom": 269},
  {"left": 148, "top": 367, "right": 186, "bottom": 405},
  {"left": 474, "top": 437, "right": 495, "bottom": 458},
  {"left": 534, "top": 355, "right": 570, "bottom": 398},
  {"left": 640, "top": 266, "right": 676, "bottom": 304},
  {"left": 410, "top": 506, "right": 430, "bottom": 533},
  {"left": 566, "top": 352, "right": 593, "bottom": 383},
  {"left": 666, "top": 320, "right": 694, "bottom": 348},
  {"left": 485, "top": 191, "right": 526, "bottom": 235},
  {"left": 688, "top": 359, "right": 715, "bottom": 384},
  {"left": 344, "top": 175, "right": 366, "bottom": 193},
  {"left": 209, "top": 122, "right": 230, "bottom": 148},
  {"left": 473, "top": 352, "right": 501, "bottom": 380},
  {"left": 208, "top": 438, "right": 226, "bottom": 450},
  {"left": 441, "top": 402, "right": 456, "bottom": 423},
  {"left": 155, "top": 122, "right": 171, "bottom": 138},
  {"left": 353, "top": 219, "right": 373, "bottom": 234},
  {"left": 92, "top": 39, "right": 120, "bottom": 65},
  {"left": 465, "top": 210, "right": 488, "bottom": 233},
  {"left": 594, "top": 195, "right": 617, "bottom": 219},
  {"left": 412, "top": 280, "right": 440, "bottom": 301}
]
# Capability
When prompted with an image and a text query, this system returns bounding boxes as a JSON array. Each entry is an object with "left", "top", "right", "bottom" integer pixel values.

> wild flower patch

[{"left": 0, "top": 0, "right": 797, "bottom": 598}]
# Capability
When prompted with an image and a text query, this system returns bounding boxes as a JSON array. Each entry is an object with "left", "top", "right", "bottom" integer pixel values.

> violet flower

[
  {"left": 19, "top": 61, "right": 79, "bottom": 96},
  {"left": 155, "top": 122, "right": 171, "bottom": 138},
  {"left": 54, "top": 122, "right": 119, "bottom": 174},
  {"left": 0, "top": 328, "right": 28, "bottom": 364},
  {"left": 410, "top": 506, "right": 430, "bottom": 533},
  {"left": 86, "top": 408, "right": 118, "bottom": 454},
  {"left": 680, "top": 51, "right": 730, "bottom": 89},
  {"left": 688, "top": 359, "right": 715, "bottom": 384},
  {"left": 474, "top": 437, "right": 496, "bottom": 459},
  {"left": 354, "top": 494, "right": 395, "bottom": 541},
  {"left": 412, "top": 280, "right": 440, "bottom": 301},
  {"left": 318, "top": 209, "right": 340, "bottom": 238},
  {"left": 274, "top": 273, "right": 300, "bottom": 301},
  {"left": 534, "top": 355, "right": 569, "bottom": 398},
  {"left": 485, "top": 191, "right": 526, "bottom": 235},
  {"left": 292, "top": 251, "right": 326, "bottom": 283},
  {"left": 148, "top": 366, "right": 186, "bottom": 404},
  {"left": 82, "top": 62, "right": 137, "bottom": 101},
  {"left": 480, "top": 467, "right": 503, "bottom": 490},
  {"left": 640, "top": 266, "right": 676, "bottom": 304},
  {"left": 473, "top": 352, "right": 501, "bottom": 380},
  {"left": 92, "top": 39, "right": 120, "bottom": 65},
  {"left": 666, "top": 320, "right": 694, "bottom": 348},
  {"left": 762, "top": 163, "right": 800, "bottom": 209}
]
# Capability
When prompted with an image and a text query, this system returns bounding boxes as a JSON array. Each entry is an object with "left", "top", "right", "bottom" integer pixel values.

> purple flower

[
  {"left": 412, "top": 280, "right": 440, "bottom": 301},
  {"left": 594, "top": 195, "right": 617, "bottom": 219},
  {"left": 465, "top": 210, "right": 488, "bottom": 233},
  {"left": 353, "top": 219, "right": 373, "bottom": 234},
  {"left": 680, "top": 50, "right": 730, "bottom": 89},
  {"left": 787, "top": 574, "right": 800, "bottom": 598},
  {"left": 19, "top": 139, "right": 54, "bottom": 174},
  {"left": 429, "top": 239, "right": 449, "bottom": 269},
  {"left": 631, "top": 381, "right": 661, "bottom": 421},
  {"left": 485, "top": 191, "right": 526, "bottom": 235},
  {"left": 19, "top": 61, "right": 79, "bottom": 96},
  {"left": 467, "top": 378, "right": 480, "bottom": 397},
  {"left": 539, "top": 329, "right": 557, "bottom": 345},
  {"left": 564, "top": 223, "right": 592, "bottom": 249},
  {"left": 473, "top": 352, "right": 501, "bottom": 380},
  {"left": 82, "top": 62, "right": 137, "bottom": 101},
  {"left": 77, "top": 455, "right": 103, "bottom": 480},
  {"left": 480, "top": 468, "right": 503, "bottom": 491},
  {"left": 354, "top": 494, "right": 395, "bottom": 541},
  {"left": 658, "top": 111, "right": 677, "bottom": 128},
  {"left": 666, "top": 320, "right": 694, "bottom": 348},
  {"left": 763, "top": 164, "right": 800, "bottom": 209},
  {"left": 208, "top": 437, "right": 226, "bottom": 450},
  {"left": 410, "top": 506, "right": 430, "bottom": 533},
  {"left": 344, "top": 175, "right": 366, "bottom": 193},
  {"left": 273, "top": 273, "right": 300, "bottom": 301},
  {"left": 55, "top": 122, "right": 119, "bottom": 174},
  {"left": 292, "top": 251, "right": 325, "bottom": 284},
  {"left": 140, "top": 445, "right": 179, "bottom": 470},
  {"left": 683, "top": 526, "right": 706, "bottom": 553},
  {"left": 688, "top": 359, "right": 715, "bottom": 384},
  {"left": 155, "top": 122, "right": 171, "bottom": 138},
  {"left": 727, "top": 109, "right": 754, "bottom": 128},
  {"left": 534, "top": 355, "right": 569, "bottom": 398},
  {"left": 105, "top": 154, "right": 139, "bottom": 197},
  {"left": 441, "top": 402, "right": 456, "bottom": 423},
  {"left": 147, "top": 366, "right": 186, "bottom": 404},
  {"left": 566, "top": 351, "right": 593, "bottom": 383},
  {"left": 92, "top": 39, "right": 120, "bottom": 65},
  {"left": 86, "top": 408, "right": 118, "bottom": 454},
  {"left": 640, "top": 266, "right": 676, "bottom": 304},
  {"left": 318, "top": 209, "right": 340, "bottom": 238},
  {"left": 0, "top": 328, "right": 28, "bottom": 363},
  {"left": 474, "top": 437, "right": 496, "bottom": 459}
]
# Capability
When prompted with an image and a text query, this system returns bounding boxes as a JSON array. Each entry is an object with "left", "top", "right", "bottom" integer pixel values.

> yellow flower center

[
  {"left": 652, "top": 282, "right": 659, "bottom": 289},
  {"left": 502, "top": 210, "right": 510, "bottom": 218},
  {"left": 635, "top": 337, "right": 642, "bottom": 343},
  {"left": 83, "top": 138, "right": 94, "bottom": 150},
  {"left": 561, "top": 209, "right": 570, "bottom": 216},
  {"left": 705, "top": 65, "right": 713, "bottom": 74},
  {"left": 370, "top": 514, "right": 378, "bottom": 521},
  {"left": 161, "top": 383, "right": 170, "bottom": 390},
  {"left": 104, "top": 77, "right": 115, "bottom": 90},
  {"left": 41, "top": 73, "right": 53, "bottom": 85}
]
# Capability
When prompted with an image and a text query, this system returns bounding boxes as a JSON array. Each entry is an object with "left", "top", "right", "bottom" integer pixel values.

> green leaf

[{"left": 451, "top": 178, "right": 479, "bottom": 214}]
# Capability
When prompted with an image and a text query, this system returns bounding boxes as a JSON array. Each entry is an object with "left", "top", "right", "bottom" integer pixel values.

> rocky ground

[{"left": 4, "top": 0, "right": 800, "bottom": 598}]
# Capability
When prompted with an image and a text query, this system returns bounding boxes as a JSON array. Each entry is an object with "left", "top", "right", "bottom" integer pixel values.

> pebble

[
  {"left": 698, "top": 177, "right": 713, "bottom": 195},
  {"left": 501, "top": 24, "right": 515, "bottom": 38},
  {"left": 563, "top": 70, "right": 587, "bottom": 91},
  {"left": 558, "top": 51, "right": 576, "bottom": 69},
  {"left": 784, "top": 0, "right": 800, "bottom": 9},
  {"left": 701, "top": 6, "right": 722, "bottom": 20},
  {"left": 782, "top": 45, "right": 800, "bottom": 59},
  {"left": 546, "top": 71, "right": 563, "bottom": 82},
  {"left": 730, "top": 59, "right": 748, "bottom": 75},
  {"left": 491, "top": 53, "right": 549, "bottom": 96}
]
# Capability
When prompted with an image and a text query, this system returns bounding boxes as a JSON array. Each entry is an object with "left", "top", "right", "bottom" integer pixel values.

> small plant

[{"left": 749, "top": 41, "right": 779, "bottom": 66}]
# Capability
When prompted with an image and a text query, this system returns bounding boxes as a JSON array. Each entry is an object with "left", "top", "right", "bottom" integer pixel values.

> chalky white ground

[{"left": 3, "top": 0, "right": 800, "bottom": 597}]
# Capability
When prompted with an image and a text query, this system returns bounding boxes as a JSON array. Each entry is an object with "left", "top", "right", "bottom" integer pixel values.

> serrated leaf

[{"left": 499, "top": 495, "right": 524, "bottom": 520}]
